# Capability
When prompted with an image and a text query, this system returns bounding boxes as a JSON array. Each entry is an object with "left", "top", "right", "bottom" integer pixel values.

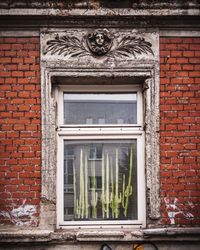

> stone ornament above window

[
  {"left": 86, "top": 29, "right": 113, "bottom": 56},
  {"left": 44, "top": 29, "right": 154, "bottom": 59}
]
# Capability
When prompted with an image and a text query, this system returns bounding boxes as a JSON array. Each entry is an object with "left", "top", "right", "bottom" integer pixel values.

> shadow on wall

[{"left": 100, "top": 0, "right": 132, "bottom": 8}]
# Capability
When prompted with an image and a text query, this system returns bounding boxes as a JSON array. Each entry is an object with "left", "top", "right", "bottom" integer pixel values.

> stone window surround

[{"left": 40, "top": 66, "right": 160, "bottom": 230}]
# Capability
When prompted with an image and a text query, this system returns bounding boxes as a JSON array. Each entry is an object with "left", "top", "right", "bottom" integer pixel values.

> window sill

[{"left": 0, "top": 227, "right": 200, "bottom": 243}]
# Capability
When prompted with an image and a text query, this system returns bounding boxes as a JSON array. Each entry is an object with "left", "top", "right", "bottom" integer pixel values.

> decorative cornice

[
  {"left": 0, "top": 0, "right": 199, "bottom": 10},
  {"left": 44, "top": 30, "right": 153, "bottom": 59}
]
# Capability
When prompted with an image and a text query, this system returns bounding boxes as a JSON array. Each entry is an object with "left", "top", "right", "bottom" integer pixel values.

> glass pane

[
  {"left": 63, "top": 140, "right": 137, "bottom": 221},
  {"left": 64, "top": 93, "right": 137, "bottom": 124}
]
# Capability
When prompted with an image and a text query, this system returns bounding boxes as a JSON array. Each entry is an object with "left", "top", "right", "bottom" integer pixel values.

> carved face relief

[
  {"left": 95, "top": 33, "right": 104, "bottom": 45},
  {"left": 86, "top": 29, "right": 113, "bottom": 56}
]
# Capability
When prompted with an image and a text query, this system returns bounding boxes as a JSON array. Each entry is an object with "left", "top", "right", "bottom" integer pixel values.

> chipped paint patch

[
  {"left": 0, "top": 199, "right": 37, "bottom": 226},
  {"left": 164, "top": 198, "right": 194, "bottom": 225}
]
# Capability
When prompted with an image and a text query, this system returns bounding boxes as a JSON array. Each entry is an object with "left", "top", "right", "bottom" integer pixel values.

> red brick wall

[
  {"left": 0, "top": 36, "right": 199, "bottom": 227},
  {"left": 160, "top": 37, "right": 200, "bottom": 225},
  {"left": 0, "top": 37, "right": 41, "bottom": 225}
]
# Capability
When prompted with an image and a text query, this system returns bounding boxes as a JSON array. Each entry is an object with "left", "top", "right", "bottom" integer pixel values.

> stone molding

[
  {"left": 40, "top": 28, "right": 160, "bottom": 229},
  {"left": 0, "top": 227, "right": 200, "bottom": 243},
  {"left": 44, "top": 30, "right": 154, "bottom": 59},
  {"left": 0, "top": 0, "right": 199, "bottom": 9}
]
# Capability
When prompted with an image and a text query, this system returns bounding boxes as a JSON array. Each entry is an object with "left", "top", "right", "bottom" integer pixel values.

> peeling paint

[
  {"left": 0, "top": 199, "right": 37, "bottom": 226},
  {"left": 164, "top": 198, "right": 194, "bottom": 225}
]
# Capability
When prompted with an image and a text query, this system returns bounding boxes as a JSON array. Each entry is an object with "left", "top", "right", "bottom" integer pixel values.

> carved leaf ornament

[
  {"left": 45, "top": 30, "right": 154, "bottom": 59},
  {"left": 110, "top": 36, "right": 154, "bottom": 58},
  {"left": 45, "top": 34, "right": 89, "bottom": 57}
]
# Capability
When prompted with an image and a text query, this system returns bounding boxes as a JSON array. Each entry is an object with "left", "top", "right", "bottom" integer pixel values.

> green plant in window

[
  {"left": 91, "top": 160, "right": 98, "bottom": 218},
  {"left": 79, "top": 149, "right": 85, "bottom": 219},
  {"left": 73, "top": 162, "right": 77, "bottom": 218},
  {"left": 101, "top": 153, "right": 111, "bottom": 218},
  {"left": 84, "top": 154, "right": 89, "bottom": 219},
  {"left": 101, "top": 154, "right": 105, "bottom": 218},
  {"left": 113, "top": 149, "right": 122, "bottom": 218},
  {"left": 122, "top": 148, "right": 133, "bottom": 217},
  {"left": 76, "top": 199, "right": 81, "bottom": 219},
  {"left": 110, "top": 159, "right": 115, "bottom": 218}
]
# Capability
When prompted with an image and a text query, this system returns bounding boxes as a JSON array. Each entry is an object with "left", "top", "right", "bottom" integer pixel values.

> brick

[
  {"left": 177, "top": 71, "right": 189, "bottom": 77},
  {"left": 18, "top": 64, "right": 29, "bottom": 71},
  {"left": 12, "top": 85, "right": 23, "bottom": 91},
  {"left": 160, "top": 37, "right": 200, "bottom": 226},
  {"left": 160, "top": 50, "right": 170, "bottom": 57},
  {"left": 18, "top": 105, "right": 30, "bottom": 111},
  {"left": 171, "top": 51, "right": 182, "bottom": 57},
  {"left": 189, "top": 71, "right": 200, "bottom": 77},
  {"left": 5, "top": 77, "right": 17, "bottom": 84},
  {"left": 24, "top": 44, "right": 36, "bottom": 50},
  {"left": 165, "top": 44, "right": 178, "bottom": 50},
  {"left": 0, "top": 44, "right": 11, "bottom": 50},
  {"left": 183, "top": 51, "right": 194, "bottom": 57},
  {"left": 0, "top": 37, "right": 41, "bottom": 226},
  {"left": 11, "top": 44, "right": 23, "bottom": 50},
  {"left": 0, "top": 71, "right": 11, "bottom": 77},
  {"left": 176, "top": 58, "right": 188, "bottom": 64},
  {"left": 18, "top": 91, "right": 30, "bottom": 98},
  {"left": 177, "top": 44, "right": 189, "bottom": 50},
  {"left": 189, "top": 58, "right": 200, "bottom": 64},
  {"left": 11, "top": 71, "right": 24, "bottom": 77},
  {"left": 4, "top": 50, "right": 17, "bottom": 57},
  {"left": 17, "top": 50, "right": 28, "bottom": 57},
  {"left": 170, "top": 64, "right": 181, "bottom": 70},
  {"left": 0, "top": 57, "right": 11, "bottom": 64},
  {"left": 190, "top": 44, "right": 200, "bottom": 50},
  {"left": 182, "top": 65, "right": 194, "bottom": 71},
  {"left": 167, "top": 58, "right": 176, "bottom": 64}
]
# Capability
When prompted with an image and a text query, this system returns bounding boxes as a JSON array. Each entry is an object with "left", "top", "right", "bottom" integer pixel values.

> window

[{"left": 57, "top": 84, "right": 145, "bottom": 228}]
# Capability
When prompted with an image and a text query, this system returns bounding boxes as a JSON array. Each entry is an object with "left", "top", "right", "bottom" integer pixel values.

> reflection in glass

[
  {"left": 63, "top": 140, "right": 137, "bottom": 221},
  {"left": 64, "top": 93, "right": 137, "bottom": 124}
]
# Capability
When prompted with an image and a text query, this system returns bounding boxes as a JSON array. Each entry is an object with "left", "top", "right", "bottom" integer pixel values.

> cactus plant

[
  {"left": 79, "top": 149, "right": 85, "bottom": 218},
  {"left": 85, "top": 154, "right": 89, "bottom": 219},
  {"left": 109, "top": 150, "right": 122, "bottom": 218},
  {"left": 122, "top": 148, "right": 133, "bottom": 217},
  {"left": 113, "top": 148, "right": 122, "bottom": 218},
  {"left": 91, "top": 160, "right": 98, "bottom": 218},
  {"left": 101, "top": 154, "right": 105, "bottom": 218},
  {"left": 105, "top": 153, "right": 110, "bottom": 218},
  {"left": 73, "top": 162, "right": 77, "bottom": 218},
  {"left": 101, "top": 153, "right": 111, "bottom": 218},
  {"left": 110, "top": 160, "right": 115, "bottom": 218}
]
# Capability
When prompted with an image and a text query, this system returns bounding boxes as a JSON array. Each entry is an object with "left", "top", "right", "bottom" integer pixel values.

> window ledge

[
  {"left": 0, "top": 229, "right": 52, "bottom": 243},
  {"left": 76, "top": 230, "right": 125, "bottom": 241},
  {"left": 0, "top": 228, "right": 200, "bottom": 243},
  {"left": 143, "top": 228, "right": 200, "bottom": 237}
]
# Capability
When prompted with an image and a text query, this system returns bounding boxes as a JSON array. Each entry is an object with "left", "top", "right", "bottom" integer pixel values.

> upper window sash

[
  {"left": 64, "top": 93, "right": 137, "bottom": 125},
  {"left": 56, "top": 85, "right": 143, "bottom": 128}
]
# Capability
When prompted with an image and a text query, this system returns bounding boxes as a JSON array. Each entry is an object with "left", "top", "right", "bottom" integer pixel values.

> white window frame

[{"left": 56, "top": 84, "right": 146, "bottom": 229}]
